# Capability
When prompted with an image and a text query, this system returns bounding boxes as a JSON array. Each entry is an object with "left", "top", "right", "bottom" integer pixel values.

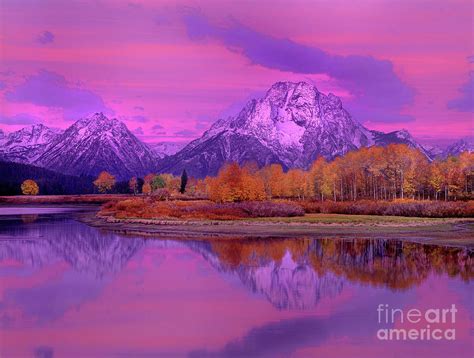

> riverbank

[{"left": 83, "top": 213, "right": 474, "bottom": 248}]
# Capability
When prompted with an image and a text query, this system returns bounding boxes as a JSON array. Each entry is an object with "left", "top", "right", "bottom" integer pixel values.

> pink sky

[{"left": 0, "top": 0, "right": 472, "bottom": 146}]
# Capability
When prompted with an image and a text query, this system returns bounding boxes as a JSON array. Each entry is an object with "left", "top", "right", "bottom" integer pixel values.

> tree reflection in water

[{"left": 207, "top": 238, "right": 472, "bottom": 309}]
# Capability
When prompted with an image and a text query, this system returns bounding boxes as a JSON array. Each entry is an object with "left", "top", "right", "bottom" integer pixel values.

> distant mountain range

[
  {"left": 0, "top": 81, "right": 472, "bottom": 179},
  {"left": 0, "top": 114, "right": 160, "bottom": 180}
]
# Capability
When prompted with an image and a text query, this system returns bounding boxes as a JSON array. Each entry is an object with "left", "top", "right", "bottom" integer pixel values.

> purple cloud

[
  {"left": 0, "top": 81, "right": 5, "bottom": 90},
  {"left": 134, "top": 105, "right": 144, "bottom": 111},
  {"left": 36, "top": 31, "right": 55, "bottom": 44},
  {"left": 131, "top": 115, "right": 148, "bottom": 122},
  {"left": 0, "top": 113, "right": 41, "bottom": 125},
  {"left": 183, "top": 12, "right": 414, "bottom": 123},
  {"left": 447, "top": 72, "right": 473, "bottom": 112},
  {"left": 5, "top": 70, "right": 111, "bottom": 120}
]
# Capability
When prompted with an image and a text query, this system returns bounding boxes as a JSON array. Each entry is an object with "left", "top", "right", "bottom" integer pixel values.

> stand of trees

[
  {"left": 131, "top": 144, "right": 473, "bottom": 202},
  {"left": 204, "top": 144, "right": 473, "bottom": 202},
  {"left": 3, "top": 144, "right": 472, "bottom": 200},
  {"left": 137, "top": 171, "right": 206, "bottom": 198}
]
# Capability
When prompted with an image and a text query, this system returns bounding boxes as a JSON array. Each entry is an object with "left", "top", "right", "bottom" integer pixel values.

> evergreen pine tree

[{"left": 180, "top": 169, "right": 188, "bottom": 194}]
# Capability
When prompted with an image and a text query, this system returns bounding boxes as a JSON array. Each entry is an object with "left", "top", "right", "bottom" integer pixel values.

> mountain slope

[
  {"left": 443, "top": 138, "right": 473, "bottom": 157},
  {"left": 0, "top": 124, "right": 62, "bottom": 163},
  {"left": 34, "top": 113, "right": 158, "bottom": 179},
  {"left": 371, "top": 129, "right": 432, "bottom": 159},
  {"left": 158, "top": 81, "right": 426, "bottom": 177}
]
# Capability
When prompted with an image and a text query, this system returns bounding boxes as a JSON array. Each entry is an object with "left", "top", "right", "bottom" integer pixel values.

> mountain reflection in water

[
  {"left": 1, "top": 217, "right": 472, "bottom": 309},
  {"left": 0, "top": 213, "right": 472, "bottom": 357}
]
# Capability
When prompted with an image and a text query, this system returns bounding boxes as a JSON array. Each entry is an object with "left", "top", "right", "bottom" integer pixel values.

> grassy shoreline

[
  {"left": 2, "top": 196, "right": 473, "bottom": 248},
  {"left": 83, "top": 212, "right": 474, "bottom": 248}
]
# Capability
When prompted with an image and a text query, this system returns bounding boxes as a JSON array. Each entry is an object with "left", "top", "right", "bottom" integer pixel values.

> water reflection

[
  {"left": 0, "top": 217, "right": 145, "bottom": 278},
  {"left": 208, "top": 238, "right": 473, "bottom": 287},
  {"left": 0, "top": 217, "right": 472, "bottom": 312},
  {"left": 0, "top": 214, "right": 472, "bottom": 357},
  {"left": 21, "top": 214, "right": 39, "bottom": 224}
]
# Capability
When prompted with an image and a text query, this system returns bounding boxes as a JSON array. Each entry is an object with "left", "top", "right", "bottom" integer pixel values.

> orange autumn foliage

[
  {"left": 21, "top": 179, "right": 39, "bottom": 195},
  {"left": 93, "top": 171, "right": 116, "bottom": 193},
  {"left": 207, "top": 162, "right": 266, "bottom": 202},
  {"left": 201, "top": 145, "right": 473, "bottom": 202}
]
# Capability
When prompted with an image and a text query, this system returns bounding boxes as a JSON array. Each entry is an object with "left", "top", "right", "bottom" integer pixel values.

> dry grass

[
  {"left": 297, "top": 199, "right": 474, "bottom": 218},
  {"left": 100, "top": 198, "right": 305, "bottom": 220},
  {"left": 100, "top": 198, "right": 474, "bottom": 220}
]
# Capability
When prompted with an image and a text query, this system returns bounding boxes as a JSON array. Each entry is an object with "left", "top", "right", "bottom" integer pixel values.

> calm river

[{"left": 0, "top": 207, "right": 472, "bottom": 357}]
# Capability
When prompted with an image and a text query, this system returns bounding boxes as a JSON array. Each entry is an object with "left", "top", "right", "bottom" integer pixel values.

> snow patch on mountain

[{"left": 34, "top": 113, "right": 159, "bottom": 179}]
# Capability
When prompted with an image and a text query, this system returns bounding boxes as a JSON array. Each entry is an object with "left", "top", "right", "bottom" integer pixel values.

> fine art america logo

[{"left": 376, "top": 304, "right": 457, "bottom": 341}]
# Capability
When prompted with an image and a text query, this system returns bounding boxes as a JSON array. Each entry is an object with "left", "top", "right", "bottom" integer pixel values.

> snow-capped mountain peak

[
  {"left": 395, "top": 129, "right": 411, "bottom": 140},
  {"left": 34, "top": 113, "right": 159, "bottom": 179},
  {"left": 74, "top": 112, "right": 124, "bottom": 135},
  {"left": 157, "top": 81, "right": 385, "bottom": 177},
  {"left": 235, "top": 81, "right": 320, "bottom": 148}
]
